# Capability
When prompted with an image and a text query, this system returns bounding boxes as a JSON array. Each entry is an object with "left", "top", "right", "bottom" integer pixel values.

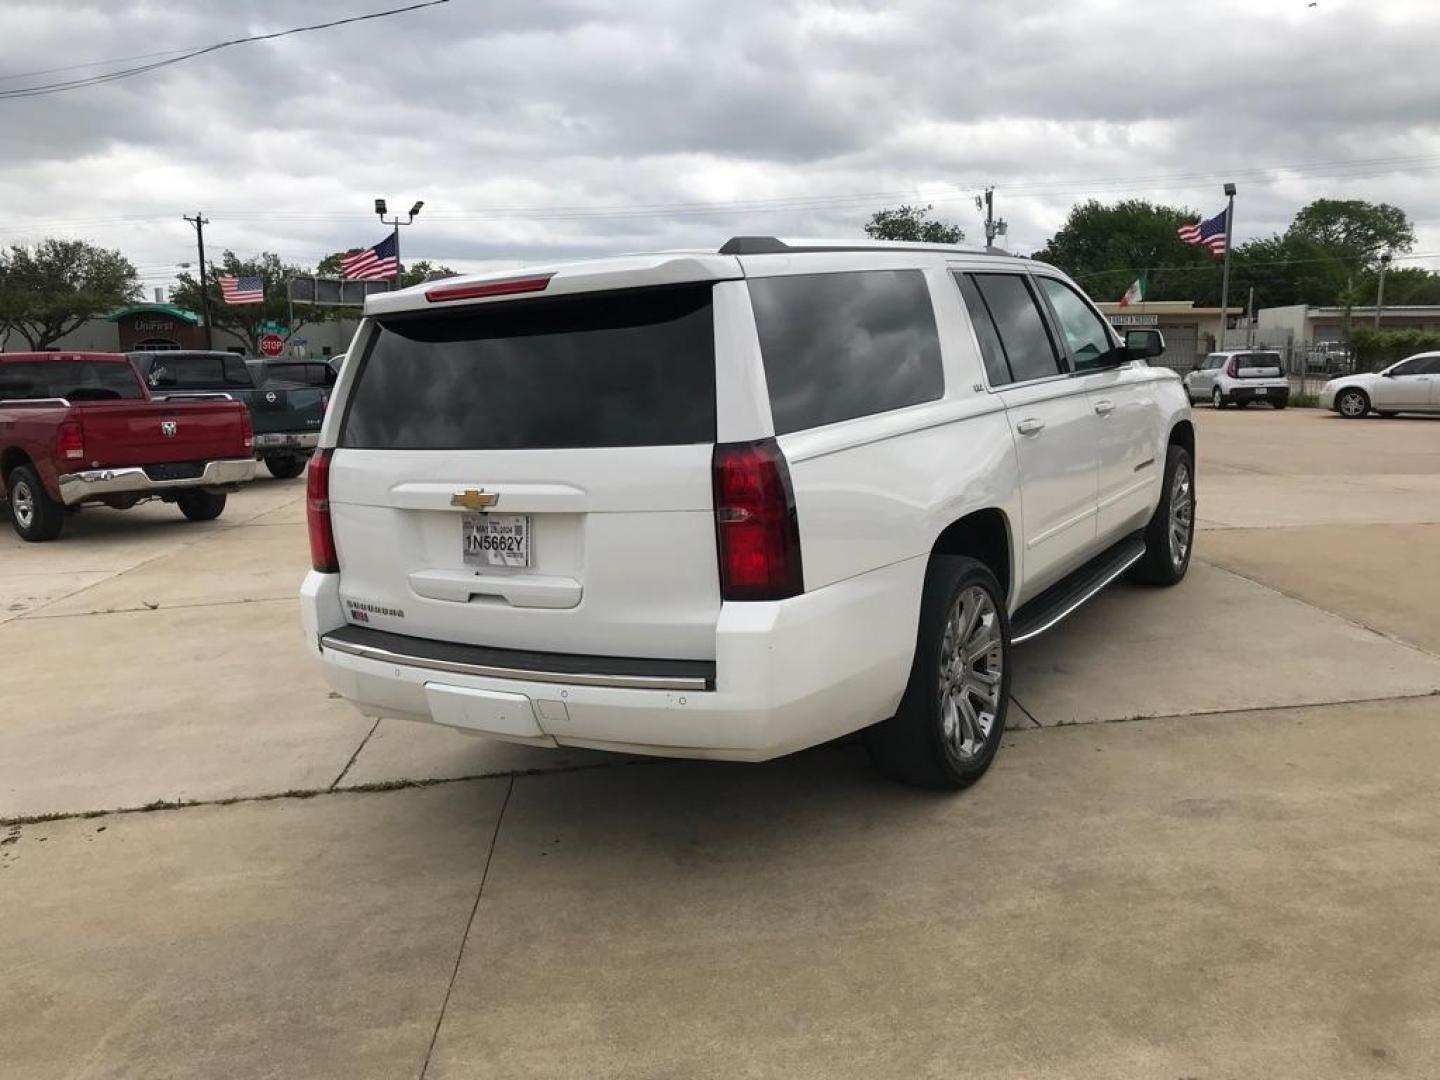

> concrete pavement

[{"left": 3, "top": 408, "right": 1439, "bottom": 1078}]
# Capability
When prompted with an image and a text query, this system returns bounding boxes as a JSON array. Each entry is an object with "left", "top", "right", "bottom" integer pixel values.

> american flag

[
  {"left": 340, "top": 233, "right": 400, "bottom": 280},
  {"left": 218, "top": 275, "right": 264, "bottom": 304},
  {"left": 1177, "top": 208, "right": 1230, "bottom": 257}
]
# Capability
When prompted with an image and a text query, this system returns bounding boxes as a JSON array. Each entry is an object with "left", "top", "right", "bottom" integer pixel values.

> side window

[
  {"left": 1389, "top": 359, "right": 1420, "bottom": 377},
  {"left": 1035, "top": 277, "right": 1125, "bottom": 372},
  {"left": 952, "top": 272, "right": 1013, "bottom": 387},
  {"left": 971, "top": 274, "right": 1063, "bottom": 383},
  {"left": 749, "top": 269, "right": 944, "bottom": 435},
  {"left": 1418, "top": 356, "right": 1440, "bottom": 375},
  {"left": 1206, "top": 355, "right": 1226, "bottom": 370}
]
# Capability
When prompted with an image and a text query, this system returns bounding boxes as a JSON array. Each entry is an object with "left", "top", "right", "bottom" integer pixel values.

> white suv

[
  {"left": 1183, "top": 350, "right": 1290, "bottom": 409},
  {"left": 300, "top": 237, "right": 1195, "bottom": 788}
]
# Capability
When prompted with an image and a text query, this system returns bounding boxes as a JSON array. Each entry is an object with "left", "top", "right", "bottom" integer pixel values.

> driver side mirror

[{"left": 1125, "top": 328, "right": 1165, "bottom": 359}]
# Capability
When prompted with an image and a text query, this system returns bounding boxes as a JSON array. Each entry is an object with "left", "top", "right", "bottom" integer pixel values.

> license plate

[
  {"left": 1254, "top": 387, "right": 1268, "bottom": 395},
  {"left": 462, "top": 513, "right": 529, "bottom": 568}
]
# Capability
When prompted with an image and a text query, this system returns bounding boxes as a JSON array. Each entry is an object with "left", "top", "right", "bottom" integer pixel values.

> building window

[{"left": 134, "top": 337, "right": 180, "bottom": 351}]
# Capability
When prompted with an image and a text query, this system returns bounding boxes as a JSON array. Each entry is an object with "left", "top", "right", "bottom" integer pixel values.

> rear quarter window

[
  {"left": 340, "top": 284, "right": 716, "bottom": 450},
  {"left": 748, "top": 269, "right": 943, "bottom": 435}
]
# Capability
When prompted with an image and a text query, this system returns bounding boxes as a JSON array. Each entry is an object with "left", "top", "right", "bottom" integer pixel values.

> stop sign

[{"left": 259, "top": 334, "right": 285, "bottom": 358}]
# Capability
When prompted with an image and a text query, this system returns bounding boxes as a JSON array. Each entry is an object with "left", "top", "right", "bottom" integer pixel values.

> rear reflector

[
  {"left": 306, "top": 449, "right": 339, "bottom": 573},
  {"left": 239, "top": 406, "right": 254, "bottom": 451},
  {"left": 425, "top": 274, "right": 554, "bottom": 303},
  {"left": 712, "top": 438, "right": 803, "bottom": 602},
  {"left": 55, "top": 419, "right": 84, "bottom": 461}
]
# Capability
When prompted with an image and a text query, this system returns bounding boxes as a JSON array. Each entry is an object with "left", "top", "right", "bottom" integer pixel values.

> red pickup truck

[{"left": 0, "top": 352, "right": 257, "bottom": 541}]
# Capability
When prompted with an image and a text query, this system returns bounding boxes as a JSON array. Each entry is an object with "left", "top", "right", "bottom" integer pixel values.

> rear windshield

[
  {"left": 0, "top": 360, "right": 145, "bottom": 401},
  {"left": 139, "top": 353, "right": 255, "bottom": 390},
  {"left": 340, "top": 285, "right": 716, "bottom": 450},
  {"left": 1235, "top": 353, "right": 1282, "bottom": 373}
]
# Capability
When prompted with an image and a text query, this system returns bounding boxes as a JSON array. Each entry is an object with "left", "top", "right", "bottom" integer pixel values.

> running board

[{"left": 1010, "top": 533, "right": 1147, "bottom": 645}]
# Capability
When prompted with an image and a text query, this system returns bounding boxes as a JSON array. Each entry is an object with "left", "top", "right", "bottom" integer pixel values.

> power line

[{"left": 0, "top": 1, "right": 450, "bottom": 99}]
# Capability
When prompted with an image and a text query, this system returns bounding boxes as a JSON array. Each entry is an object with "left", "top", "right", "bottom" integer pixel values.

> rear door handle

[
  {"left": 1093, "top": 399, "right": 1116, "bottom": 416},
  {"left": 1015, "top": 418, "right": 1046, "bottom": 436}
]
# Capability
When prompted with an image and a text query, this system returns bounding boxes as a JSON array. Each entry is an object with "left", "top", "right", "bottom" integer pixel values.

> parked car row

[
  {"left": 1181, "top": 348, "right": 1440, "bottom": 418},
  {"left": 1, "top": 350, "right": 325, "bottom": 541}
]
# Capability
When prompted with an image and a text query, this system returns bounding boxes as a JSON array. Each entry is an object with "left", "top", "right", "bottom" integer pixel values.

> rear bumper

[
  {"left": 1226, "top": 385, "right": 1289, "bottom": 404},
  {"left": 57, "top": 458, "right": 256, "bottom": 505},
  {"left": 254, "top": 432, "right": 319, "bottom": 452},
  {"left": 299, "top": 557, "right": 926, "bottom": 761}
]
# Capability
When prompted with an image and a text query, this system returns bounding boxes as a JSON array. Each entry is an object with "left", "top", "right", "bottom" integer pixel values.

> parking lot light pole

[
  {"left": 1218, "top": 182, "right": 1236, "bottom": 351},
  {"left": 374, "top": 197, "right": 424, "bottom": 289},
  {"left": 1374, "top": 252, "right": 1392, "bottom": 331}
]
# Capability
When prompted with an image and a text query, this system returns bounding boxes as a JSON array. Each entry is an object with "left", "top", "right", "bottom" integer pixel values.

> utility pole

[
  {"left": 1374, "top": 252, "right": 1392, "bottom": 331},
  {"left": 1217, "top": 183, "right": 1237, "bottom": 351},
  {"left": 975, "top": 187, "right": 1007, "bottom": 249},
  {"left": 183, "top": 212, "right": 213, "bottom": 350}
]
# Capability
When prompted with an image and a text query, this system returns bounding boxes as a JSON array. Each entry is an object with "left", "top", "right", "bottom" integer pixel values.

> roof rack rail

[{"left": 718, "top": 236, "right": 1012, "bottom": 257}]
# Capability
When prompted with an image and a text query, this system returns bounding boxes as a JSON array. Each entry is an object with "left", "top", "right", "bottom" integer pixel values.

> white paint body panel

[{"left": 301, "top": 244, "right": 1191, "bottom": 760}]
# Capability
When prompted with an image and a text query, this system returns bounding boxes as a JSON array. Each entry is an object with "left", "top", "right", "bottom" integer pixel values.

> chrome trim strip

[
  {"left": 320, "top": 633, "right": 713, "bottom": 692},
  {"left": 1012, "top": 546, "right": 1145, "bottom": 645},
  {"left": 0, "top": 397, "right": 72, "bottom": 407}
]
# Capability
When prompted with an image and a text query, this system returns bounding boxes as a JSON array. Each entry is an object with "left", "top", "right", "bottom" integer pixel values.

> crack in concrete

[
  {"left": 1197, "top": 557, "right": 1440, "bottom": 662},
  {"left": 419, "top": 775, "right": 515, "bottom": 1080},
  {"left": 330, "top": 719, "right": 381, "bottom": 791},
  {"left": 18, "top": 594, "right": 299, "bottom": 621}
]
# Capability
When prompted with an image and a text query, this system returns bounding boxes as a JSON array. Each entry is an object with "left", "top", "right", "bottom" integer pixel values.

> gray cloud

[{"left": 2, "top": 0, "right": 1438, "bottom": 290}]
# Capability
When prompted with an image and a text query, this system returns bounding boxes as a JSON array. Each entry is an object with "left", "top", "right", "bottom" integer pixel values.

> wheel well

[
  {"left": 931, "top": 508, "right": 1011, "bottom": 601},
  {"left": 1169, "top": 419, "right": 1195, "bottom": 461},
  {"left": 1, "top": 447, "right": 31, "bottom": 485}
]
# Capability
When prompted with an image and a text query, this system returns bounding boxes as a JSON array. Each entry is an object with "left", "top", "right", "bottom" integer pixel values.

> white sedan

[{"left": 1321, "top": 352, "right": 1440, "bottom": 418}]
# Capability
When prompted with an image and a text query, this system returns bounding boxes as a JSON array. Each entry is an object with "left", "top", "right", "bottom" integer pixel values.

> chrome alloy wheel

[
  {"left": 938, "top": 585, "right": 1003, "bottom": 763},
  {"left": 1338, "top": 390, "right": 1367, "bottom": 418},
  {"left": 11, "top": 478, "right": 35, "bottom": 531},
  {"left": 1169, "top": 462, "right": 1193, "bottom": 568}
]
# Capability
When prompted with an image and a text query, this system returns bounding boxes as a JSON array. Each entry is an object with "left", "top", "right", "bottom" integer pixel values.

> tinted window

[
  {"left": 749, "top": 269, "right": 943, "bottom": 434},
  {"left": 1036, "top": 277, "right": 1125, "bottom": 371},
  {"left": 1235, "top": 353, "right": 1282, "bottom": 369},
  {"left": 953, "top": 272, "right": 1013, "bottom": 386},
  {"left": 142, "top": 353, "right": 252, "bottom": 389},
  {"left": 1204, "top": 355, "right": 1226, "bottom": 370},
  {"left": 972, "top": 274, "right": 1062, "bottom": 383},
  {"left": 0, "top": 360, "right": 144, "bottom": 401},
  {"left": 1418, "top": 356, "right": 1440, "bottom": 375},
  {"left": 341, "top": 285, "right": 715, "bottom": 450}
]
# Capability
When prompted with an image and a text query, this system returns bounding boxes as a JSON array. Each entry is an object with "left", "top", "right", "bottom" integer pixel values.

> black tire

[
  {"left": 176, "top": 490, "right": 227, "bottom": 522},
  {"left": 864, "top": 556, "right": 1010, "bottom": 790},
  {"left": 6, "top": 464, "right": 65, "bottom": 542},
  {"left": 264, "top": 454, "right": 306, "bottom": 480},
  {"left": 1128, "top": 443, "right": 1195, "bottom": 587},
  {"left": 1272, "top": 399, "right": 1288, "bottom": 410},
  {"left": 1336, "top": 388, "right": 1370, "bottom": 419},
  {"left": 1212, "top": 388, "right": 1227, "bottom": 409}
]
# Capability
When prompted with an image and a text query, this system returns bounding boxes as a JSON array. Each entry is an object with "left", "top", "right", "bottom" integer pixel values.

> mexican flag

[{"left": 1119, "top": 273, "right": 1147, "bottom": 308}]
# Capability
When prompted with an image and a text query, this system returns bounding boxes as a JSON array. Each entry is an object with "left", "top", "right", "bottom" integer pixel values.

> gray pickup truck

[{"left": 129, "top": 350, "right": 327, "bottom": 479}]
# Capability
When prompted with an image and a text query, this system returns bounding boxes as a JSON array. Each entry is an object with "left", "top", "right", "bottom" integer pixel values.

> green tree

[
  {"left": 863, "top": 204, "right": 964, "bottom": 244},
  {"left": 171, "top": 251, "right": 314, "bottom": 355},
  {"left": 1278, "top": 199, "right": 1416, "bottom": 337},
  {"left": 1034, "top": 199, "right": 1220, "bottom": 305},
  {"left": 0, "top": 239, "right": 139, "bottom": 350}
]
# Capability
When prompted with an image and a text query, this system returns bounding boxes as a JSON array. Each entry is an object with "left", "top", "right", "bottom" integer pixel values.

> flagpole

[{"left": 1218, "top": 182, "right": 1236, "bottom": 350}]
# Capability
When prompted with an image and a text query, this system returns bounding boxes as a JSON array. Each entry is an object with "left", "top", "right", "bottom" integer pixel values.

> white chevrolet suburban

[{"left": 300, "top": 237, "right": 1195, "bottom": 788}]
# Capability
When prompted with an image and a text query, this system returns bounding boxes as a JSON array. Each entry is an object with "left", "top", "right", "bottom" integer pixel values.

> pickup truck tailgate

[
  {"left": 78, "top": 401, "right": 249, "bottom": 467},
  {"left": 250, "top": 385, "right": 327, "bottom": 436}
]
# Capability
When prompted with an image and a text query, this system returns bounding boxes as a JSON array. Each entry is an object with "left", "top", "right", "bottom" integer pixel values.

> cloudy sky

[{"left": 3, "top": 0, "right": 1439, "bottom": 297}]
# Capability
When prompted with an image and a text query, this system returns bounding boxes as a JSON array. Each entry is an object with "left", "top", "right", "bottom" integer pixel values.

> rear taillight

[
  {"left": 306, "top": 449, "right": 339, "bottom": 573},
  {"left": 1225, "top": 357, "right": 1238, "bottom": 378},
  {"left": 239, "top": 407, "right": 254, "bottom": 451},
  {"left": 712, "top": 438, "right": 803, "bottom": 601},
  {"left": 55, "top": 419, "right": 84, "bottom": 461}
]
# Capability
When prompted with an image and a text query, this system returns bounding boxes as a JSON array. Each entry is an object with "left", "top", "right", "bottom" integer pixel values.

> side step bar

[{"left": 1010, "top": 533, "right": 1147, "bottom": 645}]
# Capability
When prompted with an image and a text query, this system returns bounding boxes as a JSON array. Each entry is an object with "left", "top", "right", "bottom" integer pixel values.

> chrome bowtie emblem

[{"left": 161, "top": 421, "right": 178, "bottom": 438}]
